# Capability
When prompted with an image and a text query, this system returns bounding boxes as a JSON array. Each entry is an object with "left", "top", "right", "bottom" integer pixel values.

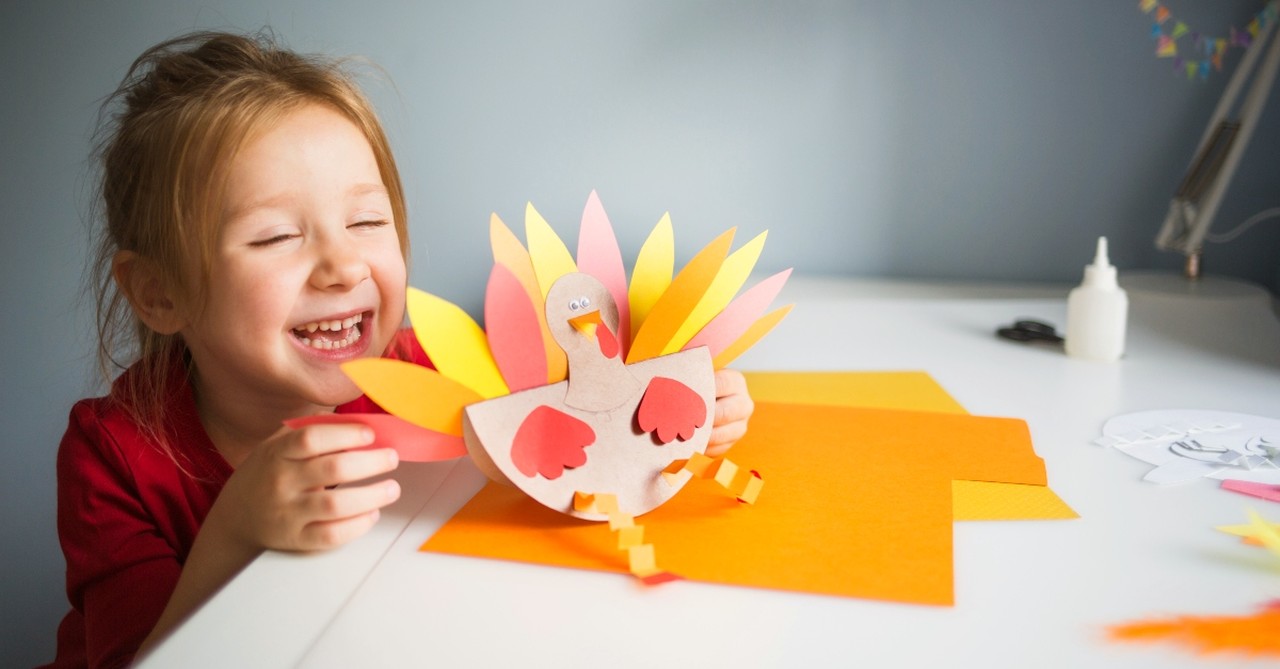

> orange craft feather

[{"left": 1108, "top": 601, "right": 1280, "bottom": 657}]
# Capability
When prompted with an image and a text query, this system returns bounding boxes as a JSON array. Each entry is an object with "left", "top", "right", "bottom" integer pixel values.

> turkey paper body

[{"left": 463, "top": 273, "right": 715, "bottom": 521}]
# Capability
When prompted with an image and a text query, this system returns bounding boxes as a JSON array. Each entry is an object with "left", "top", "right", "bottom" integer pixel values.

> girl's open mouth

[{"left": 291, "top": 312, "right": 365, "bottom": 351}]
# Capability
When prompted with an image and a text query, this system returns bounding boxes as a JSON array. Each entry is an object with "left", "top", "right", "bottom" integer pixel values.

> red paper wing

[
  {"left": 510, "top": 406, "right": 596, "bottom": 480},
  {"left": 636, "top": 376, "right": 708, "bottom": 444}
]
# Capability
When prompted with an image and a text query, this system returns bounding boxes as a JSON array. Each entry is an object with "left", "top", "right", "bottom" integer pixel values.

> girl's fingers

[
  {"left": 713, "top": 368, "right": 749, "bottom": 399},
  {"left": 304, "top": 479, "right": 401, "bottom": 522},
  {"left": 707, "top": 419, "right": 748, "bottom": 457},
  {"left": 297, "top": 509, "right": 383, "bottom": 550},
  {"left": 280, "top": 423, "right": 376, "bottom": 460},
  {"left": 300, "top": 448, "right": 399, "bottom": 489},
  {"left": 713, "top": 389, "right": 754, "bottom": 427}
]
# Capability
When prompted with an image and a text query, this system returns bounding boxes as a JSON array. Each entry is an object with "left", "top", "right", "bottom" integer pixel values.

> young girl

[{"left": 49, "top": 30, "right": 754, "bottom": 667}]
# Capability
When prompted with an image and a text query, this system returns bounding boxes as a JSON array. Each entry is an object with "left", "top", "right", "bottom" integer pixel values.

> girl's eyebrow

[
  {"left": 226, "top": 183, "right": 389, "bottom": 220},
  {"left": 350, "top": 183, "right": 390, "bottom": 199}
]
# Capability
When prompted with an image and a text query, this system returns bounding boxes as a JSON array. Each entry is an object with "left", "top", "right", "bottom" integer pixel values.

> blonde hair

[{"left": 91, "top": 30, "right": 409, "bottom": 444}]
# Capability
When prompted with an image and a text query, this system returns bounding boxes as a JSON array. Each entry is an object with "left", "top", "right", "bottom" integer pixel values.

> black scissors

[{"left": 996, "top": 319, "right": 1063, "bottom": 345}]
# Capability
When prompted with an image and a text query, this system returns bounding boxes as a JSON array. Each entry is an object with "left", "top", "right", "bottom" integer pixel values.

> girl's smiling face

[{"left": 182, "top": 103, "right": 407, "bottom": 419}]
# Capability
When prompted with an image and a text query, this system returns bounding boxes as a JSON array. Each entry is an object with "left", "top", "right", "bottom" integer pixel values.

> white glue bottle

[{"left": 1065, "top": 236, "right": 1128, "bottom": 361}]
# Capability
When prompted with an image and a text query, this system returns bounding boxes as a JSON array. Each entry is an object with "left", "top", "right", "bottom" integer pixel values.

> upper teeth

[{"left": 297, "top": 314, "right": 363, "bottom": 333}]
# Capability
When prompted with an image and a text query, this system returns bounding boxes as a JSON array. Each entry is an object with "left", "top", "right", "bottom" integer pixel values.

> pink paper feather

[
  {"left": 485, "top": 263, "right": 548, "bottom": 392},
  {"left": 575, "top": 191, "right": 631, "bottom": 359},
  {"left": 683, "top": 268, "right": 792, "bottom": 357}
]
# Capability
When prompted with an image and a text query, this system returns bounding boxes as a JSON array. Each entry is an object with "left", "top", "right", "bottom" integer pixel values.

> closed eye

[
  {"left": 350, "top": 219, "right": 390, "bottom": 230},
  {"left": 248, "top": 233, "right": 298, "bottom": 248}
]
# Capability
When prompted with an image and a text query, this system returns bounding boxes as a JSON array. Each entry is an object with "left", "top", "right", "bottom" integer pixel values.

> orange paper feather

[{"left": 1109, "top": 602, "right": 1280, "bottom": 657}]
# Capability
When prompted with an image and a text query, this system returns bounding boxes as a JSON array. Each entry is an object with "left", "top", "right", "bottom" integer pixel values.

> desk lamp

[{"left": 1154, "top": 3, "right": 1280, "bottom": 281}]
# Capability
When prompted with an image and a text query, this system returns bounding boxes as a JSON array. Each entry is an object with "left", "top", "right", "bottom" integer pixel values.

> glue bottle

[{"left": 1065, "top": 236, "right": 1128, "bottom": 361}]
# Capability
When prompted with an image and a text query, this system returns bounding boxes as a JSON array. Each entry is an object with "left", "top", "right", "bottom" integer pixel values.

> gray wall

[{"left": 3, "top": 1, "right": 1276, "bottom": 665}]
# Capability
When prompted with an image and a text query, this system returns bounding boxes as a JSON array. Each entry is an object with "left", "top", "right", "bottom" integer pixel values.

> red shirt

[{"left": 46, "top": 331, "right": 428, "bottom": 668}]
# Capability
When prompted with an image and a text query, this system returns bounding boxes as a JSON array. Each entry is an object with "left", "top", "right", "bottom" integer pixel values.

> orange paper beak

[{"left": 568, "top": 311, "right": 602, "bottom": 339}]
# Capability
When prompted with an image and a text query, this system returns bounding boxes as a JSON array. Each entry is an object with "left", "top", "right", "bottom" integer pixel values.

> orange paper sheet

[
  {"left": 423, "top": 398, "right": 1050, "bottom": 605},
  {"left": 746, "top": 371, "right": 1077, "bottom": 521}
]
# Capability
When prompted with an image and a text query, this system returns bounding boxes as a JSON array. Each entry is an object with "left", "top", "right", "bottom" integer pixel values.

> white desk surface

[{"left": 141, "top": 273, "right": 1280, "bottom": 668}]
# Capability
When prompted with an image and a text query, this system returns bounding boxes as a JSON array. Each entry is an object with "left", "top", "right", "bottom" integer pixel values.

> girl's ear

[{"left": 113, "top": 251, "right": 187, "bottom": 335}]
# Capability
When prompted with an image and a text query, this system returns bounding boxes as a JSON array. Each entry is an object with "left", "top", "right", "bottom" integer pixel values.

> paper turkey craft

[{"left": 333, "top": 191, "right": 792, "bottom": 578}]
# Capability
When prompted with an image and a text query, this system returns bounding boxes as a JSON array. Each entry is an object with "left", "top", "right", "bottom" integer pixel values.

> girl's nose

[{"left": 311, "top": 236, "right": 370, "bottom": 290}]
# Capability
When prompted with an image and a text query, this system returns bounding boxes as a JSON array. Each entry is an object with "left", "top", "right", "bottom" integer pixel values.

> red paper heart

[{"left": 510, "top": 405, "right": 596, "bottom": 479}]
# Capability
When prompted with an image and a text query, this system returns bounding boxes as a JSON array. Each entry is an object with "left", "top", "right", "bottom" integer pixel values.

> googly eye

[
  {"left": 568, "top": 299, "right": 581, "bottom": 311},
  {"left": 580, "top": 296, "right": 591, "bottom": 308}
]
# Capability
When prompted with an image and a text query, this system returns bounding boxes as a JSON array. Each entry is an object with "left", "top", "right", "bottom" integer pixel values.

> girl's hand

[
  {"left": 707, "top": 368, "right": 754, "bottom": 457},
  {"left": 208, "top": 422, "right": 401, "bottom": 552}
]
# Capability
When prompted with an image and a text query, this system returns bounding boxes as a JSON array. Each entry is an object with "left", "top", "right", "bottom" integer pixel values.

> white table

[{"left": 141, "top": 273, "right": 1280, "bottom": 668}]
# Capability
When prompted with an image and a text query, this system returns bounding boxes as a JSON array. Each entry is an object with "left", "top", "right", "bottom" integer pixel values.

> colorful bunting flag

[{"left": 1140, "top": 1, "right": 1278, "bottom": 81}]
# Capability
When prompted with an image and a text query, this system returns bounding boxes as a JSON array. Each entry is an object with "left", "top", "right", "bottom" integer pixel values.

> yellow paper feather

[
  {"left": 712, "top": 304, "right": 794, "bottom": 369},
  {"left": 627, "top": 213, "right": 674, "bottom": 342},
  {"left": 407, "top": 287, "right": 509, "bottom": 399},
  {"left": 628, "top": 228, "right": 735, "bottom": 363},
  {"left": 663, "top": 230, "right": 768, "bottom": 355},
  {"left": 524, "top": 202, "right": 577, "bottom": 301}
]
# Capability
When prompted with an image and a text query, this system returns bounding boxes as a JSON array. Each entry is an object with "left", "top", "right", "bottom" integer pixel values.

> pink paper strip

[
  {"left": 682, "top": 268, "right": 792, "bottom": 357},
  {"left": 285, "top": 413, "right": 467, "bottom": 462},
  {"left": 1222, "top": 479, "right": 1280, "bottom": 503},
  {"left": 575, "top": 190, "right": 631, "bottom": 358},
  {"left": 485, "top": 263, "right": 547, "bottom": 392}
]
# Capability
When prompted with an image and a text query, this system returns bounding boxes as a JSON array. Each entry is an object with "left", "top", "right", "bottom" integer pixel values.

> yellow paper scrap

[
  {"left": 1217, "top": 520, "right": 1280, "bottom": 539},
  {"left": 1246, "top": 509, "right": 1280, "bottom": 559}
]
